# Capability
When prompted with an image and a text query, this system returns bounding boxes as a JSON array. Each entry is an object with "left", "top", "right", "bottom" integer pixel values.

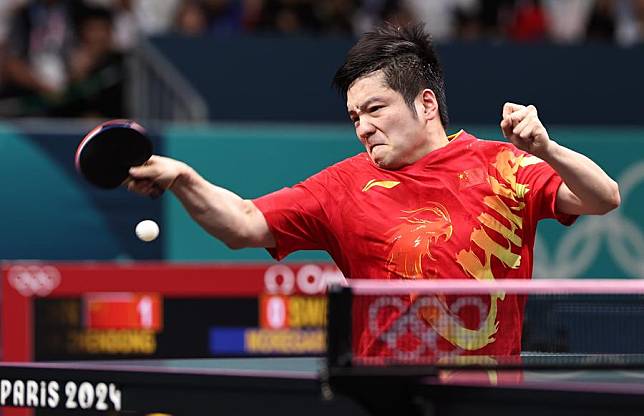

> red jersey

[{"left": 253, "top": 131, "right": 577, "bottom": 358}]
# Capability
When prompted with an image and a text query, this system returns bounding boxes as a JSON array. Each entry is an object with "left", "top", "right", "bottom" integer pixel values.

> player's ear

[{"left": 417, "top": 89, "right": 439, "bottom": 121}]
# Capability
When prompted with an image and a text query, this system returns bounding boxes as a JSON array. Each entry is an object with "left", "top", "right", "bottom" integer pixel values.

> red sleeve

[
  {"left": 516, "top": 156, "right": 578, "bottom": 226},
  {"left": 252, "top": 173, "right": 334, "bottom": 260}
]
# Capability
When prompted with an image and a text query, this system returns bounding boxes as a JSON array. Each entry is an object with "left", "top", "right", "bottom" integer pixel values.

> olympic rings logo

[
  {"left": 368, "top": 295, "right": 489, "bottom": 361},
  {"left": 264, "top": 264, "right": 346, "bottom": 295},
  {"left": 8, "top": 265, "right": 61, "bottom": 297},
  {"left": 534, "top": 161, "right": 644, "bottom": 278}
]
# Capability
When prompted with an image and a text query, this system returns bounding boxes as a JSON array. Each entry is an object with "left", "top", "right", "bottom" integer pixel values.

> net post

[{"left": 326, "top": 284, "right": 353, "bottom": 368}]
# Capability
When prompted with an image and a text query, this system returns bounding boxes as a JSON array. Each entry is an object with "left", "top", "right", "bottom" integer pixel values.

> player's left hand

[{"left": 500, "top": 102, "right": 551, "bottom": 158}]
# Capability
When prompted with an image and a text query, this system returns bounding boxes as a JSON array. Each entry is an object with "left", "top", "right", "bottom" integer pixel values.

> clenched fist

[{"left": 500, "top": 102, "right": 552, "bottom": 158}]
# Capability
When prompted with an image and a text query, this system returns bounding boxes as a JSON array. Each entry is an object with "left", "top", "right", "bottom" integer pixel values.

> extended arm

[{"left": 128, "top": 156, "right": 275, "bottom": 249}]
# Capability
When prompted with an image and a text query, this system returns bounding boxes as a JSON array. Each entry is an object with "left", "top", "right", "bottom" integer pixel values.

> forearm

[
  {"left": 541, "top": 141, "right": 620, "bottom": 214},
  {"left": 170, "top": 167, "right": 272, "bottom": 249}
]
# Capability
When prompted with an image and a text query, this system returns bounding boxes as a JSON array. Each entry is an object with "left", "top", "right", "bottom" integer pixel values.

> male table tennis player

[{"left": 127, "top": 24, "right": 620, "bottom": 359}]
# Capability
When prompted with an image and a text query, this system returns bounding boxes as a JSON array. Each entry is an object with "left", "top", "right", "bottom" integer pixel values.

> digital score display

[
  {"left": 2, "top": 262, "right": 343, "bottom": 362},
  {"left": 260, "top": 295, "right": 327, "bottom": 329},
  {"left": 84, "top": 293, "right": 162, "bottom": 331},
  {"left": 33, "top": 297, "right": 257, "bottom": 360}
]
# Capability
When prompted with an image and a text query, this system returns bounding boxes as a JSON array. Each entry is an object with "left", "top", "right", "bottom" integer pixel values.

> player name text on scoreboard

[{"left": 0, "top": 379, "right": 122, "bottom": 411}]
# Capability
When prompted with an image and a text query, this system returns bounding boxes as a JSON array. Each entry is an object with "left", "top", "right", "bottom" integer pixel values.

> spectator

[
  {"left": 586, "top": 0, "right": 616, "bottom": 42},
  {"left": 86, "top": 0, "right": 181, "bottom": 46},
  {"left": 256, "top": 0, "right": 320, "bottom": 34},
  {"left": 0, "top": 1, "right": 29, "bottom": 96},
  {"left": 110, "top": 0, "right": 141, "bottom": 51},
  {"left": 62, "top": 4, "right": 125, "bottom": 117},
  {"left": 542, "top": 0, "right": 596, "bottom": 44},
  {"left": 0, "top": 0, "right": 28, "bottom": 44},
  {"left": 204, "top": 0, "right": 245, "bottom": 35},
  {"left": 133, "top": 0, "right": 181, "bottom": 35},
  {"left": 83, "top": 0, "right": 140, "bottom": 50},
  {"left": 403, "top": 0, "right": 479, "bottom": 41},
  {"left": 615, "top": 0, "right": 644, "bottom": 45},
  {"left": 481, "top": 0, "right": 516, "bottom": 39},
  {"left": 314, "top": 0, "right": 356, "bottom": 35},
  {"left": 453, "top": 3, "right": 483, "bottom": 41},
  {"left": 353, "top": 0, "right": 408, "bottom": 34},
  {"left": 506, "top": 0, "right": 548, "bottom": 42},
  {"left": 174, "top": 0, "right": 211, "bottom": 36},
  {"left": 241, "top": 0, "right": 265, "bottom": 31},
  {"left": 0, "top": 0, "right": 76, "bottom": 116}
]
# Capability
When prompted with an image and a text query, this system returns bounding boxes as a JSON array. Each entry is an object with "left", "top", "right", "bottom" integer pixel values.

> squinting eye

[{"left": 369, "top": 106, "right": 383, "bottom": 112}]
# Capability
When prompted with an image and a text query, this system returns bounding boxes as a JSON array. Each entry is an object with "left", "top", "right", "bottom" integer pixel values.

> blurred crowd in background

[{"left": 0, "top": 0, "right": 643, "bottom": 118}]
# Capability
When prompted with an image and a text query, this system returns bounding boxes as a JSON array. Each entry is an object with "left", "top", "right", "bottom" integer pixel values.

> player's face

[{"left": 347, "top": 71, "right": 429, "bottom": 170}]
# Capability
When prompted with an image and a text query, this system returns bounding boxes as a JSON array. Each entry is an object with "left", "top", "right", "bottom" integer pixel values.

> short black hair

[{"left": 333, "top": 23, "right": 449, "bottom": 127}]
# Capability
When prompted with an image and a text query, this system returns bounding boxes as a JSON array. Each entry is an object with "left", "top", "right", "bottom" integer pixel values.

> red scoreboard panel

[
  {"left": 1, "top": 262, "right": 342, "bottom": 362},
  {"left": 84, "top": 292, "right": 163, "bottom": 331}
]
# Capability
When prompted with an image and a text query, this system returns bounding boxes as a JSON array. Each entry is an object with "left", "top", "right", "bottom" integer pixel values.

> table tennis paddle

[{"left": 75, "top": 119, "right": 153, "bottom": 189}]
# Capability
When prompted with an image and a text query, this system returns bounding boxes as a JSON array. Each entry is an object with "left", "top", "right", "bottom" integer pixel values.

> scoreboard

[{"left": 1, "top": 262, "right": 342, "bottom": 362}]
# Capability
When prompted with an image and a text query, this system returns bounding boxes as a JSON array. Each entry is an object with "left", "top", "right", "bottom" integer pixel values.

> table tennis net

[{"left": 326, "top": 279, "right": 644, "bottom": 369}]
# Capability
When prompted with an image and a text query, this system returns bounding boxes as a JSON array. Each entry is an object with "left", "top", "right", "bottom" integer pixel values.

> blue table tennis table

[{"left": 2, "top": 356, "right": 644, "bottom": 415}]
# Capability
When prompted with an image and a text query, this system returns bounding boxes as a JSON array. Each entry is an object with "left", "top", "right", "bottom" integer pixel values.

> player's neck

[
  {"left": 427, "top": 128, "right": 450, "bottom": 153},
  {"left": 402, "top": 129, "right": 450, "bottom": 168},
  {"left": 416, "top": 128, "right": 449, "bottom": 160}
]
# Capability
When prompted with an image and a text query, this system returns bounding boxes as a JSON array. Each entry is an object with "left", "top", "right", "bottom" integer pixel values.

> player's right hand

[{"left": 126, "top": 155, "right": 188, "bottom": 198}]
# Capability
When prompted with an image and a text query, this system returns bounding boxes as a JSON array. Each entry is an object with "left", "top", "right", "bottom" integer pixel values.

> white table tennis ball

[{"left": 136, "top": 220, "right": 159, "bottom": 242}]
